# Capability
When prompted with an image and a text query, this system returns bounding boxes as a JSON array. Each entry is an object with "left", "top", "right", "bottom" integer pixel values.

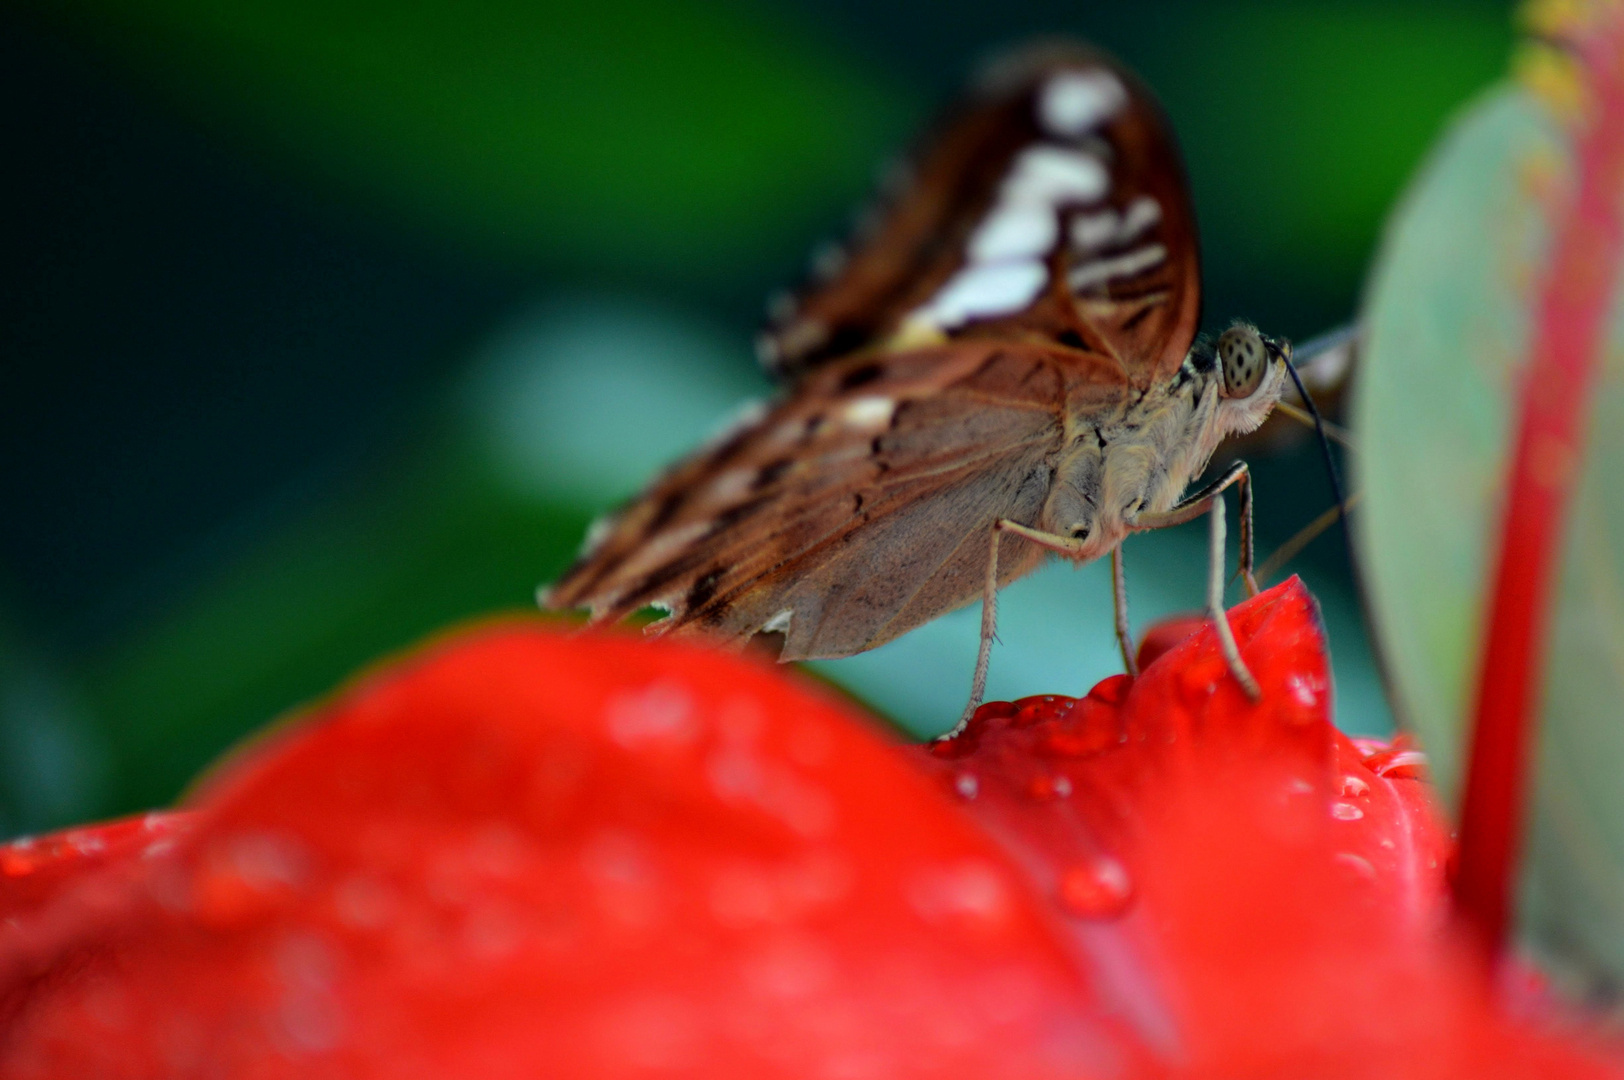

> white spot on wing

[
  {"left": 762, "top": 609, "right": 793, "bottom": 634},
  {"left": 703, "top": 467, "right": 758, "bottom": 504},
  {"left": 1068, "top": 243, "right": 1167, "bottom": 292},
  {"left": 910, "top": 260, "right": 1047, "bottom": 331},
  {"left": 1119, "top": 196, "right": 1162, "bottom": 238},
  {"left": 1001, "top": 146, "right": 1108, "bottom": 206},
  {"left": 841, "top": 396, "right": 896, "bottom": 430},
  {"left": 1070, "top": 196, "right": 1161, "bottom": 253},
  {"left": 1038, "top": 71, "right": 1128, "bottom": 137},
  {"left": 967, "top": 205, "right": 1057, "bottom": 263},
  {"left": 903, "top": 142, "right": 1106, "bottom": 334}
]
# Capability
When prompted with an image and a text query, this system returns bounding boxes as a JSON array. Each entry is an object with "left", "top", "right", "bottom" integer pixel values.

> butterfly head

[{"left": 1212, "top": 322, "right": 1290, "bottom": 437}]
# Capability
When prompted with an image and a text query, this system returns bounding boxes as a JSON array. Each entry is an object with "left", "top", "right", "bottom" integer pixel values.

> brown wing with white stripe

[
  {"left": 759, "top": 42, "right": 1202, "bottom": 389},
  {"left": 545, "top": 342, "right": 1125, "bottom": 660}
]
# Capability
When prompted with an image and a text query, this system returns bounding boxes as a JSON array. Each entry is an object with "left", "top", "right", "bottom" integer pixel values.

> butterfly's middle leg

[{"left": 994, "top": 519, "right": 1140, "bottom": 678}]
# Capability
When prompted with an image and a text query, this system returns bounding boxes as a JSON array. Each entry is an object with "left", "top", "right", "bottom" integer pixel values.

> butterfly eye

[{"left": 1217, "top": 326, "right": 1268, "bottom": 398}]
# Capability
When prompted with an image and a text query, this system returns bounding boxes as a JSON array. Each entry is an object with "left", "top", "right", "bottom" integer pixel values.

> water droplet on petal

[
  {"left": 1056, "top": 856, "right": 1134, "bottom": 920},
  {"left": 954, "top": 772, "right": 979, "bottom": 800},
  {"left": 1363, "top": 746, "right": 1430, "bottom": 781},
  {"left": 68, "top": 830, "right": 107, "bottom": 856},
  {"left": 1012, "top": 694, "right": 1076, "bottom": 727},
  {"left": 1332, "top": 852, "right": 1377, "bottom": 881},
  {"left": 1025, "top": 774, "right": 1073, "bottom": 800},
  {"left": 604, "top": 679, "right": 700, "bottom": 749},
  {"left": 1331, "top": 802, "right": 1364, "bottom": 821},
  {"left": 1177, "top": 656, "right": 1224, "bottom": 706},
  {"left": 908, "top": 859, "right": 1014, "bottom": 930},
  {"left": 1340, "top": 774, "right": 1371, "bottom": 798}
]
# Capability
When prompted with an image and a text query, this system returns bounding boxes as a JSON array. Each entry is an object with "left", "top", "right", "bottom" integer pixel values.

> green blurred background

[{"left": 1, "top": 0, "right": 1514, "bottom": 837}]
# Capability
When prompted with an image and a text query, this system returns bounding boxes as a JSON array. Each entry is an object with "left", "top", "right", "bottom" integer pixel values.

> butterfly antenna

[{"left": 1284, "top": 356, "right": 1351, "bottom": 556}]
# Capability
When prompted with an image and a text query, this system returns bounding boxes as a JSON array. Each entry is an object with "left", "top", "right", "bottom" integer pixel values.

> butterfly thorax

[{"left": 1043, "top": 344, "right": 1288, "bottom": 562}]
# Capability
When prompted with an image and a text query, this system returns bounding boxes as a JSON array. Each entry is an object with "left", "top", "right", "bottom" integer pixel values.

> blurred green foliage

[
  {"left": 38, "top": 0, "right": 912, "bottom": 279},
  {"left": 4, "top": 0, "right": 1515, "bottom": 834}
]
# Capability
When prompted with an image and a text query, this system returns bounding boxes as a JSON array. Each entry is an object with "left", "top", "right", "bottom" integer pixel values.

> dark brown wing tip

[{"left": 757, "top": 36, "right": 1177, "bottom": 382}]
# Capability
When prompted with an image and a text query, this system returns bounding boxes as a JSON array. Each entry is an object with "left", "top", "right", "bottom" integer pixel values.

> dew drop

[
  {"left": 1056, "top": 856, "right": 1134, "bottom": 920},
  {"left": 1340, "top": 775, "right": 1371, "bottom": 798},
  {"left": 604, "top": 679, "right": 699, "bottom": 749},
  {"left": 1363, "top": 746, "right": 1429, "bottom": 781},
  {"left": 1012, "top": 694, "right": 1076, "bottom": 727},
  {"left": 1025, "top": 774, "right": 1073, "bottom": 801},
  {"left": 1177, "top": 657, "right": 1223, "bottom": 705},
  {"left": 954, "top": 772, "right": 979, "bottom": 800},
  {"left": 908, "top": 860, "right": 1012, "bottom": 928},
  {"left": 1332, "top": 852, "right": 1377, "bottom": 881},
  {"left": 1331, "top": 802, "right": 1364, "bottom": 821}
]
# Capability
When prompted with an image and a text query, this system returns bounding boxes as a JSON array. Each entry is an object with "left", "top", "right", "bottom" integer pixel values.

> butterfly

[{"left": 543, "top": 42, "right": 1293, "bottom": 731}]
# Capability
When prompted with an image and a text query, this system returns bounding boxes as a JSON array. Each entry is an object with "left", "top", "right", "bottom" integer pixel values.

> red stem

[{"left": 1454, "top": 23, "right": 1624, "bottom": 956}]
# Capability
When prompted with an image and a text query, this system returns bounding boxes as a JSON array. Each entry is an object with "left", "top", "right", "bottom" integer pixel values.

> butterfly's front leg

[
  {"left": 1202, "top": 495, "right": 1261, "bottom": 700},
  {"left": 1130, "top": 460, "right": 1259, "bottom": 595}
]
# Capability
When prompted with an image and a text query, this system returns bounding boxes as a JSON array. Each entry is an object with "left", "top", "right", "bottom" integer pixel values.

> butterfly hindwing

[
  {"left": 544, "top": 342, "right": 1124, "bottom": 658},
  {"left": 760, "top": 42, "right": 1202, "bottom": 389}
]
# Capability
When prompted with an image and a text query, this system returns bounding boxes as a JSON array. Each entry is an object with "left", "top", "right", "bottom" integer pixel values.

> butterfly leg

[
  {"left": 1128, "top": 460, "right": 1261, "bottom": 700},
  {"left": 946, "top": 523, "right": 1006, "bottom": 738},
  {"left": 1130, "top": 460, "right": 1258, "bottom": 592},
  {"left": 1112, "top": 546, "right": 1139, "bottom": 677},
  {"left": 1203, "top": 494, "right": 1261, "bottom": 700},
  {"left": 949, "top": 517, "right": 1104, "bottom": 736},
  {"left": 1235, "top": 464, "right": 1260, "bottom": 598}
]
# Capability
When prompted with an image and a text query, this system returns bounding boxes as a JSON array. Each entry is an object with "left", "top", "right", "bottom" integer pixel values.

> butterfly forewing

[
  {"left": 546, "top": 42, "right": 1205, "bottom": 660},
  {"left": 759, "top": 43, "right": 1201, "bottom": 387}
]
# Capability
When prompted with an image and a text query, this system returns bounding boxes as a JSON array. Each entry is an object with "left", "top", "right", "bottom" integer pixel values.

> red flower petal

[
  {"left": 2, "top": 583, "right": 1618, "bottom": 1077},
  {"left": 0, "top": 624, "right": 1150, "bottom": 1078},
  {"left": 0, "top": 813, "right": 195, "bottom": 924},
  {"left": 1133, "top": 612, "right": 1207, "bottom": 672},
  {"left": 920, "top": 579, "right": 1617, "bottom": 1076}
]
